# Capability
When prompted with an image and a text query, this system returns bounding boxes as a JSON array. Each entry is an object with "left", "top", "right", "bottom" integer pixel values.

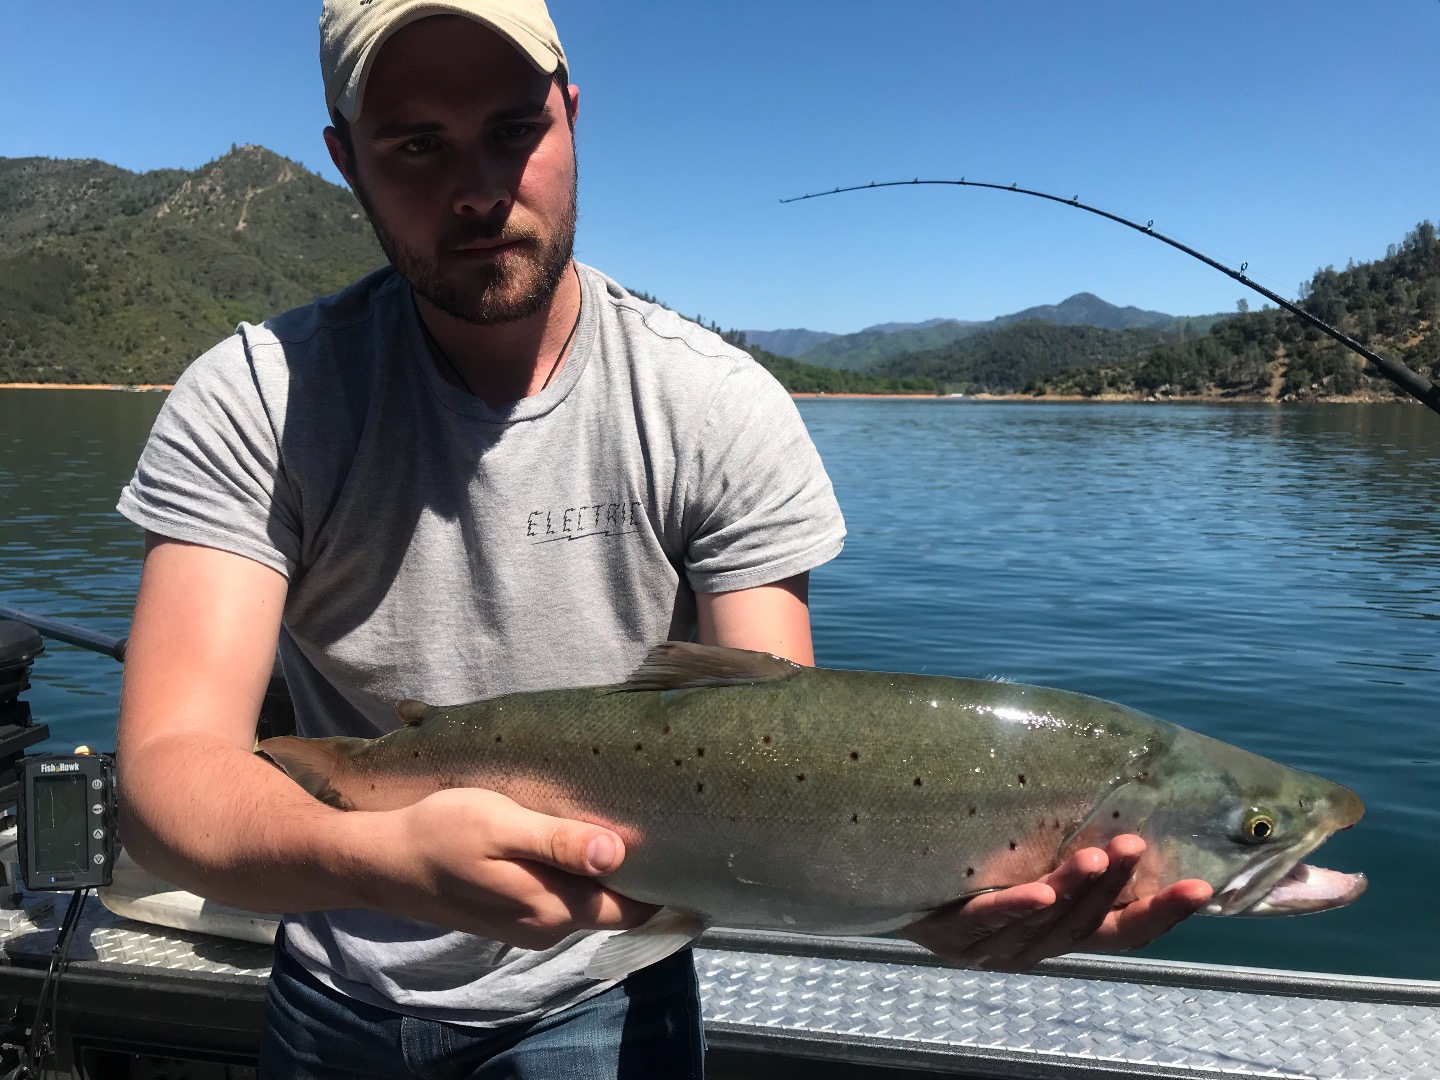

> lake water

[{"left": 1, "top": 389, "right": 1437, "bottom": 981}]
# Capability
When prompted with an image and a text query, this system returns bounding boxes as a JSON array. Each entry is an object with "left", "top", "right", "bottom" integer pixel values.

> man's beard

[{"left": 353, "top": 172, "right": 577, "bottom": 326}]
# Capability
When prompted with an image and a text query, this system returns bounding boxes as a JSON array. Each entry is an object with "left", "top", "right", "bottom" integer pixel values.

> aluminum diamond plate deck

[
  {"left": 2, "top": 898, "right": 1437, "bottom": 1078},
  {"left": 1, "top": 894, "right": 273, "bottom": 976},
  {"left": 694, "top": 946, "right": 1440, "bottom": 1079}
]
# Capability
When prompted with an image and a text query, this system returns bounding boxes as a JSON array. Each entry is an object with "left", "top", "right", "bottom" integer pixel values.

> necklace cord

[{"left": 420, "top": 265, "right": 582, "bottom": 400}]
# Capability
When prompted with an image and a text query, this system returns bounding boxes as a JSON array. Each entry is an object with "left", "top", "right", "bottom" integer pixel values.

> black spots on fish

[
  {"left": 494, "top": 735, "right": 503, "bottom": 745},
  {"left": 913, "top": 777, "right": 923, "bottom": 787},
  {"left": 922, "top": 844, "right": 932, "bottom": 857},
  {"left": 1017, "top": 774, "right": 1026, "bottom": 787},
  {"left": 634, "top": 743, "right": 643, "bottom": 752},
  {"left": 761, "top": 734, "right": 773, "bottom": 746},
  {"left": 412, "top": 750, "right": 420, "bottom": 759},
  {"left": 968, "top": 805, "right": 977, "bottom": 816},
  {"left": 673, "top": 758, "right": 683, "bottom": 767},
  {"left": 1112, "top": 811, "right": 1121, "bottom": 819},
  {"left": 592, "top": 746, "right": 601, "bottom": 756},
  {"left": 965, "top": 867, "right": 975, "bottom": 878},
  {"left": 662, "top": 723, "right": 672, "bottom": 735},
  {"left": 1009, "top": 840, "right": 1018, "bottom": 851},
  {"left": 696, "top": 747, "right": 706, "bottom": 757},
  {"left": 796, "top": 773, "right": 806, "bottom": 783},
  {"left": 848, "top": 750, "right": 860, "bottom": 761},
  {"left": 850, "top": 813, "right": 859, "bottom": 824},
  {"left": 1053, "top": 820, "right": 1062, "bottom": 831},
  {"left": 696, "top": 782, "right": 705, "bottom": 794},
  {"left": 1298, "top": 796, "right": 1311, "bottom": 811}
]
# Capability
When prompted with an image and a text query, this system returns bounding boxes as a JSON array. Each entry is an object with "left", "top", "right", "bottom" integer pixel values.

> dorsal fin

[
  {"left": 397, "top": 699, "right": 431, "bottom": 726},
  {"left": 620, "top": 642, "right": 804, "bottom": 692}
]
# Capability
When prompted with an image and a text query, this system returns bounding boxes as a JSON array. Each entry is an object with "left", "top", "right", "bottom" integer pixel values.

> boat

[{"left": 1, "top": 608, "right": 1437, "bottom": 1079}]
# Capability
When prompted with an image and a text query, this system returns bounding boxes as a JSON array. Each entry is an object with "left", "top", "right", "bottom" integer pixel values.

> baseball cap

[{"left": 321, "top": 0, "right": 568, "bottom": 122}]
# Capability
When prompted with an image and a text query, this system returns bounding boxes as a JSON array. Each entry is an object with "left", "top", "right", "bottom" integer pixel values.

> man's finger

[
  {"left": 496, "top": 860, "right": 658, "bottom": 931},
  {"left": 902, "top": 883, "right": 1055, "bottom": 961},
  {"left": 485, "top": 799, "right": 628, "bottom": 877},
  {"left": 1000, "top": 841, "right": 1144, "bottom": 971},
  {"left": 1097, "top": 880, "right": 1212, "bottom": 952},
  {"left": 957, "top": 855, "right": 1120, "bottom": 969}
]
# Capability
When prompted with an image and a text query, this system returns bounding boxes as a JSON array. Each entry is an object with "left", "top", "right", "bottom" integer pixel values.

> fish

[{"left": 259, "top": 642, "right": 1366, "bottom": 980}]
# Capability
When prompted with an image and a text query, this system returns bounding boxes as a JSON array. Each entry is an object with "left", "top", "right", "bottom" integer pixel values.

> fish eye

[{"left": 1245, "top": 814, "right": 1275, "bottom": 841}]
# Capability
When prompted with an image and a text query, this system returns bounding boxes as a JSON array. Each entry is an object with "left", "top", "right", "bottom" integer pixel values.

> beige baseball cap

[{"left": 321, "top": 0, "right": 568, "bottom": 122}]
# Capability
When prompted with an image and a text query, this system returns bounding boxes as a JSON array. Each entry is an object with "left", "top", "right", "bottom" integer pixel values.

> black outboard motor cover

[{"left": 0, "top": 621, "right": 45, "bottom": 722}]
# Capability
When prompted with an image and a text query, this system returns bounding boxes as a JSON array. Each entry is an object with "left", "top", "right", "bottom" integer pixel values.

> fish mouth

[
  {"left": 1240, "top": 862, "right": 1367, "bottom": 915},
  {"left": 1205, "top": 825, "right": 1364, "bottom": 916}
]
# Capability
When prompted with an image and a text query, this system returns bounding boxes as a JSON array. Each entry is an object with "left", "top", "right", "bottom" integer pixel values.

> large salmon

[{"left": 260, "top": 643, "right": 1365, "bottom": 979}]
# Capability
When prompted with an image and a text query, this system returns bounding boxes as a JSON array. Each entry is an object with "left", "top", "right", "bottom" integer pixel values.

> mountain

[
  {"left": 749, "top": 294, "right": 1223, "bottom": 374},
  {"left": 743, "top": 318, "right": 967, "bottom": 358},
  {"left": 787, "top": 319, "right": 986, "bottom": 372},
  {"left": 874, "top": 321, "right": 1177, "bottom": 394},
  {"left": 860, "top": 317, "right": 959, "bottom": 335},
  {"left": 741, "top": 328, "right": 839, "bottom": 357},
  {"left": 993, "top": 292, "right": 1175, "bottom": 332},
  {"left": 0, "top": 147, "right": 383, "bottom": 384},
  {"left": 1027, "top": 222, "right": 1440, "bottom": 401}
]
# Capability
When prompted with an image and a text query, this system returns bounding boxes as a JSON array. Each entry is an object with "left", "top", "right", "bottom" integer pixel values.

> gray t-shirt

[{"left": 117, "top": 262, "right": 845, "bottom": 1026}]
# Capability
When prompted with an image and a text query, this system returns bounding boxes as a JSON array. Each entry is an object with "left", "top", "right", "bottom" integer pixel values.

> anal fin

[{"left": 584, "top": 907, "right": 707, "bottom": 981}]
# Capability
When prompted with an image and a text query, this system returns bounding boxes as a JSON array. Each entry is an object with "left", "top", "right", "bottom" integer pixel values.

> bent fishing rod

[{"left": 781, "top": 179, "right": 1440, "bottom": 417}]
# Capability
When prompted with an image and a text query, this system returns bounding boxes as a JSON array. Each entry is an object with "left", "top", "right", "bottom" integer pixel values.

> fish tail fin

[
  {"left": 258, "top": 736, "right": 370, "bottom": 810},
  {"left": 584, "top": 907, "right": 707, "bottom": 982}
]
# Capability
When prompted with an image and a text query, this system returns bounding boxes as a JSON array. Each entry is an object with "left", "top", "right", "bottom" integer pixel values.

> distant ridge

[
  {"left": 742, "top": 328, "right": 839, "bottom": 357},
  {"left": 748, "top": 293, "right": 1219, "bottom": 373},
  {"left": 994, "top": 292, "right": 1177, "bottom": 332}
]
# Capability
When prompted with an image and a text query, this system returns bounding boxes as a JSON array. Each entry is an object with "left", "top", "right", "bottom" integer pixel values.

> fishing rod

[
  {"left": 781, "top": 179, "right": 1440, "bottom": 416},
  {"left": 0, "top": 604, "right": 126, "bottom": 662}
]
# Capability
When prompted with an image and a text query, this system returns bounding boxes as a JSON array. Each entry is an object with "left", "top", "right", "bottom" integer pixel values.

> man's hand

[
  {"left": 901, "top": 835, "right": 1212, "bottom": 972},
  {"left": 372, "top": 787, "right": 657, "bottom": 949}
]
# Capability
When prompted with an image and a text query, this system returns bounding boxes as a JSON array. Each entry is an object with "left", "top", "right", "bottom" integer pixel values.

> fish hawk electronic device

[{"left": 15, "top": 751, "right": 117, "bottom": 891}]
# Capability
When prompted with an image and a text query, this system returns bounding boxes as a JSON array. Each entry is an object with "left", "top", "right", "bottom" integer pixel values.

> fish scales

[
  {"left": 291, "top": 666, "right": 1156, "bottom": 924},
  {"left": 261, "top": 643, "right": 1364, "bottom": 976}
]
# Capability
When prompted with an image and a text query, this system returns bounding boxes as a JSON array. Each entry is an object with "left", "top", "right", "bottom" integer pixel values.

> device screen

[{"left": 34, "top": 774, "right": 88, "bottom": 874}]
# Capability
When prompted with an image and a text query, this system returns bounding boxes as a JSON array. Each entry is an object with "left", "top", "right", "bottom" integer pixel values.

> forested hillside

[
  {"left": 872, "top": 321, "right": 1176, "bottom": 394},
  {"left": 1028, "top": 222, "right": 1440, "bottom": 401},
  {"left": 784, "top": 293, "right": 1222, "bottom": 374},
  {"left": 0, "top": 148, "right": 383, "bottom": 383}
]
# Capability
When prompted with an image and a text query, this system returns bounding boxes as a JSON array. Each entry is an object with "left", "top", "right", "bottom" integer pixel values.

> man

[{"left": 115, "top": 2, "right": 1211, "bottom": 1077}]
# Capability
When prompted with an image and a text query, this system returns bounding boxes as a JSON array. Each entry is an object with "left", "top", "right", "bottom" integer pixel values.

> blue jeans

[{"left": 258, "top": 942, "right": 705, "bottom": 1079}]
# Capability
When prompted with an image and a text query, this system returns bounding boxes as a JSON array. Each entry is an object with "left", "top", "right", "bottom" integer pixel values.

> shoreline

[
  {"left": 790, "top": 391, "right": 1410, "bottom": 404},
  {"left": 0, "top": 383, "right": 174, "bottom": 391},
  {"left": 0, "top": 385, "right": 1407, "bottom": 405}
]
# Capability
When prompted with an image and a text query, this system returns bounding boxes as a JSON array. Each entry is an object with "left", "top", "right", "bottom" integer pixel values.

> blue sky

[{"left": 2, "top": 1, "right": 1436, "bottom": 333}]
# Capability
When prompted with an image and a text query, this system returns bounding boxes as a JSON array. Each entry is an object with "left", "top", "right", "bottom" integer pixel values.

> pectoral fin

[{"left": 584, "top": 907, "right": 707, "bottom": 981}]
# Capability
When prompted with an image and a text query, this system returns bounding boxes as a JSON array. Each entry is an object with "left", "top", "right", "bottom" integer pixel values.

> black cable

[
  {"left": 781, "top": 178, "right": 1440, "bottom": 416},
  {"left": 20, "top": 889, "right": 88, "bottom": 1080}
]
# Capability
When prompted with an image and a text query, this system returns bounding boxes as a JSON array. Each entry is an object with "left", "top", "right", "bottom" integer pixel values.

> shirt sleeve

[
  {"left": 681, "top": 359, "right": 846, "bottom": 593},
  {"left": 116, "top": 330, "right": 300, "bottom": 577}
]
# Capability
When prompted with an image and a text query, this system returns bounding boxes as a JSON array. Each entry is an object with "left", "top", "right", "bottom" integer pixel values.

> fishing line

[{"left": 781, "top": 179, "right": 1440, "bottom": 416}]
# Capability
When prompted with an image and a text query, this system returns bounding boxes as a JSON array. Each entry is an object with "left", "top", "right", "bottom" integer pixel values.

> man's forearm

[{"left": 119, "top": 730, "right": 388, "bottom": 914}]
